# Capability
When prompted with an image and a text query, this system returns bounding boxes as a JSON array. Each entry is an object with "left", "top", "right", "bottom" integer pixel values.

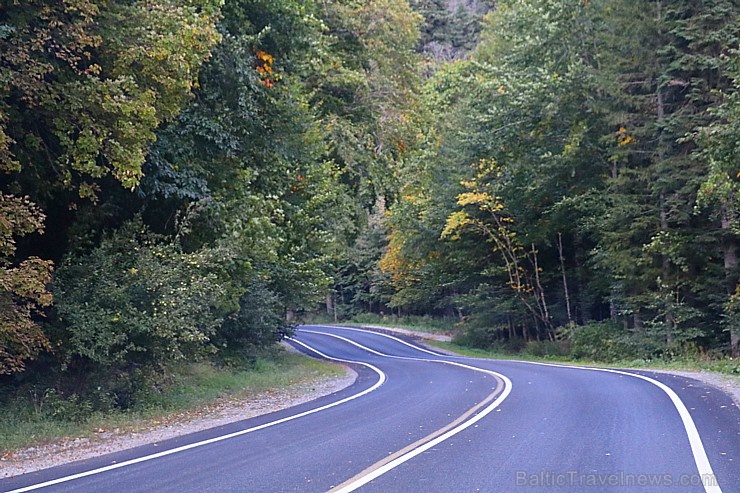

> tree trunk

[
  {"left": 721, "top": 201, "right": 739, "bottom": 356},
  {"left": 531, "top": 244, "right": 551, "bottom": 330},
  {"left": 654, "top": 6, "right": 675, "bottom": 346},
  {"left": 558, "top": 233, "right": 573, "bottom": 325},
  {"left": 660, "top": 191, "right": 675, "bottom": 346},
  {"left": 326, "top": 293, "right": 334, "bottom": 315}
]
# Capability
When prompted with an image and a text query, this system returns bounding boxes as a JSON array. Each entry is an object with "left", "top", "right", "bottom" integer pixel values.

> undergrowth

[{"left": 0, "top": 349, "right": 343, "bottom": 454}]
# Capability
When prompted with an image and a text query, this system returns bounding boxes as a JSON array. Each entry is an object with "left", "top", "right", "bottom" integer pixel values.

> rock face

[{"left": 411, "top": 0, "right": 493, "bottom": 62}]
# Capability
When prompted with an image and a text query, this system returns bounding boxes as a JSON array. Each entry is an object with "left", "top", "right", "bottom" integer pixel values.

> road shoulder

[{"left": 1, "top": 361, "right": 357, "bottom": 478}]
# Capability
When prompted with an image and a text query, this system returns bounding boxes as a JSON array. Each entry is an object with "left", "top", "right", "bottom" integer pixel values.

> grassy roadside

[
  {"left": 427, "top": 340, "right": 740, "bottom": 379},
  {"left": 308, "top": 313, "right": 458, "bottom": 335},
  {"left": 0, "top": 349, "right": 344, "bottom": 454},
  {"left": 305, "top": 315, "right": 738, "bottom": 377},
  {"left": 308, "top": 313, "right": 738, "bottom": 377}
]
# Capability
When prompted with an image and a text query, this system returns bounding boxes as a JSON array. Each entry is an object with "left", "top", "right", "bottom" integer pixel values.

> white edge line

[
  {"left": 332, "top": 359, "right": 512, "bottom": 493},
  {"left": 518, "top": 360, "right": 723, "bottom": 493},
  {"left": 4, "top": 339, "right": 386, "bottom": 493},
  {"left": 313, "top": 326, "right": 724, "bottom": 493},
  {"left": 306, "top": 324, "right": 444, "bottom": 357}
]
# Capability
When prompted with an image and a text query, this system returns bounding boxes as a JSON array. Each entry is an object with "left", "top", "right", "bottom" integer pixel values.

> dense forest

[{"left": 1, "top": 0, "right": 738, "bottom": 411}]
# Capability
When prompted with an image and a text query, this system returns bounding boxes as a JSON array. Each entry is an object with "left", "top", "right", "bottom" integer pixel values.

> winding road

[{"left": 1, "top": 325, "right": 738, "bottom": 492}]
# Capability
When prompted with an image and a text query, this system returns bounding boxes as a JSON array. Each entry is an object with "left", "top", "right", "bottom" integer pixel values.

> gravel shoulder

[
  {"left": 630, "top": 368, "right": 740, "bottom": 407},
  {"left": 1, "top": 361, "right": 357, "bottom": 478}
]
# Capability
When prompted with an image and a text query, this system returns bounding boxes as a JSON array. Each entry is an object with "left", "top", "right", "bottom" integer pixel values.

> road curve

[{"left": 1, "top": 325, "right": 737, "bottom": 493}]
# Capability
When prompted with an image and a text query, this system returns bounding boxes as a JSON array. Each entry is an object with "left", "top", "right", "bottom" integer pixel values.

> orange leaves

[
  {"left": 257, "top": 50, "right": 274, "bottom": 66},
  {"left": 255, "top": 50, "right": 276, "bottom": 88},
  {"left": 290, "top": 174, "right": 305, "bottom": 193}
]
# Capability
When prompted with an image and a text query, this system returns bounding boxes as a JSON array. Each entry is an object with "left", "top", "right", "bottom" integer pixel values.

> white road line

[
  {"left": 3, "top": 340, "right": 386, "bottom": 493},
  {"left": 315, "top": 325, "right": 724, "bottom": 493},
  {"left": 309, "top": 324, "right": 445, "bottom": 357},
  {"left": 518, "top": 360, "right": 724, "bottom": 493},
  {"left": 299, "top": 328, "right": 513, "bottom": 493}
]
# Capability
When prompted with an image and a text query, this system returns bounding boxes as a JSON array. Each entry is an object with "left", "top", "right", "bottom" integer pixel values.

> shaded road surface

[{"left": 1, "top": 325, "right": 738, "bottom": 492}]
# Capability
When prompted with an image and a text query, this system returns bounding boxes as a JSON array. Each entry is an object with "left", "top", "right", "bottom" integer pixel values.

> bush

[
  {"left": 43, "top": 390, "right": 94, "bottom": 423},
  {"left": 350, "top": 313, "right": 458, "bottom": 334},
  {"left": 452, "top": 325, "right": 523, "bottom": 351},
  {"left": 570, "top": 320, "right": 636, "bottom": 362},
  {"left": 524, "top": 340, "right": 570, "bottom": 358},
  {"left": 52, "top": 219, "right": 227, "bottom": 388},
  {"left": 215, "top": 278, "right": 294, "bottom": 368}
]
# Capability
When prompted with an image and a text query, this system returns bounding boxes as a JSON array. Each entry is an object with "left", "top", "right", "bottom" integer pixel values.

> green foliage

[
  {"left": 53, "top": 219, "right": 226, "bottom": 370},
  {"left": 349, "top": 312, "right": 457, "bottom": 334},
  {"left": 570, "top": 321, "right": 636, "bottom": 362},
  {"left": 411, "top": 0, "right": 491, "bottom": 62},
  {"left": 523, "top": 340, "right": 570, "bottom": 358},
  {"left": 378, "top": 0, "right": 739, "bottom": 359},
  {"left": 1, "top": 0, "right": 737, "bottom": 418},
  {"left": 216, "top": 279, "right": 294, "bottom": 366},
  {"left": 0, "top": 0, "right": 221, "bottom": 195}
]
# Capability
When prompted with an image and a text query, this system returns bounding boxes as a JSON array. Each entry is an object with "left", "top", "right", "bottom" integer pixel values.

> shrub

[
  {"left": 215, "top": 278, "right": 294, "bottom": 367},
  {"left": 524, "top": 340, "right": 570, "bottom": 358},
  {"left": 570, "top": 320, "right": 635, "bottom": 362},
  {"left": 52, "top": 219, "right": 227, "bottom": 385}
]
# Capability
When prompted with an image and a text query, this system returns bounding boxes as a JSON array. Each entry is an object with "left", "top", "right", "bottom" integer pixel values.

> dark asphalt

[{"left": 1, "top": 325, "right": 737, "bottom": 493}]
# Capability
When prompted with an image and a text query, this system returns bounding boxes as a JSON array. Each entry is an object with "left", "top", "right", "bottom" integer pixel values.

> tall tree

[{"left": 0, "top": 0, "right": 221, "bottom": 373}]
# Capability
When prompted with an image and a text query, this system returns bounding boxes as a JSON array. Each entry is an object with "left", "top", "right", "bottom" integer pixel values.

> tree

[
  {"left": 0, "top": 194, "right": 52, "bottom": 374},
  {"left": 694, "top": 48, "right": 740, "bottom": 355},
  {"left": 0, "top": 0, "right": 222, "bottom": 375},
  {"left": 587, "top": 0, "right": 738, "bottom": 350}
]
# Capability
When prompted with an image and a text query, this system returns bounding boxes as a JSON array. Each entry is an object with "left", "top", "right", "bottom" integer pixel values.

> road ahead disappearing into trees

[{"left": 2, "top": 326, "right": 738, "bottom": 493}]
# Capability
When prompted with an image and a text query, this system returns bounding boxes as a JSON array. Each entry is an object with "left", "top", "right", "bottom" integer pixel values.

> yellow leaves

[
  {"left": 472, "top": 158, "right": 500, "bottom": 180},
  {"left": 401, "top": 192, "right": 424, "bottom": 206},
  {"left": 379, "top": 233, "right": 420, "bottom": 285},
  {"left": 457, "top": 191, "right": 505, "bottom": 214},
  {"left": 617, "top": 126, "right": 635, "bottom": 146},
  {"left": 457, "top": 191, "right": 493, "bottom": 207},
  {"left": 441, "top": 211, "right": 473, "bottom": 240},
  {"left": 443, "top": 158, "right": 511, "bottom": 240}
]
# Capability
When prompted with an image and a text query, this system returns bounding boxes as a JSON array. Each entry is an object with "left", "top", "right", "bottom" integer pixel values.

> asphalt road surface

[{"left": 1, "top": 325, "right": 738, "bottom": 492}]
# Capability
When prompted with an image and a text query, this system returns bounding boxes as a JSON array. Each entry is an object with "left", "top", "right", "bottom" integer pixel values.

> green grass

[
  {"left": 346, "top": 313, "right": 460, "bottom": 335},
  {"left": 0, "top": 349, "right": 344, "bottom": 454}
]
